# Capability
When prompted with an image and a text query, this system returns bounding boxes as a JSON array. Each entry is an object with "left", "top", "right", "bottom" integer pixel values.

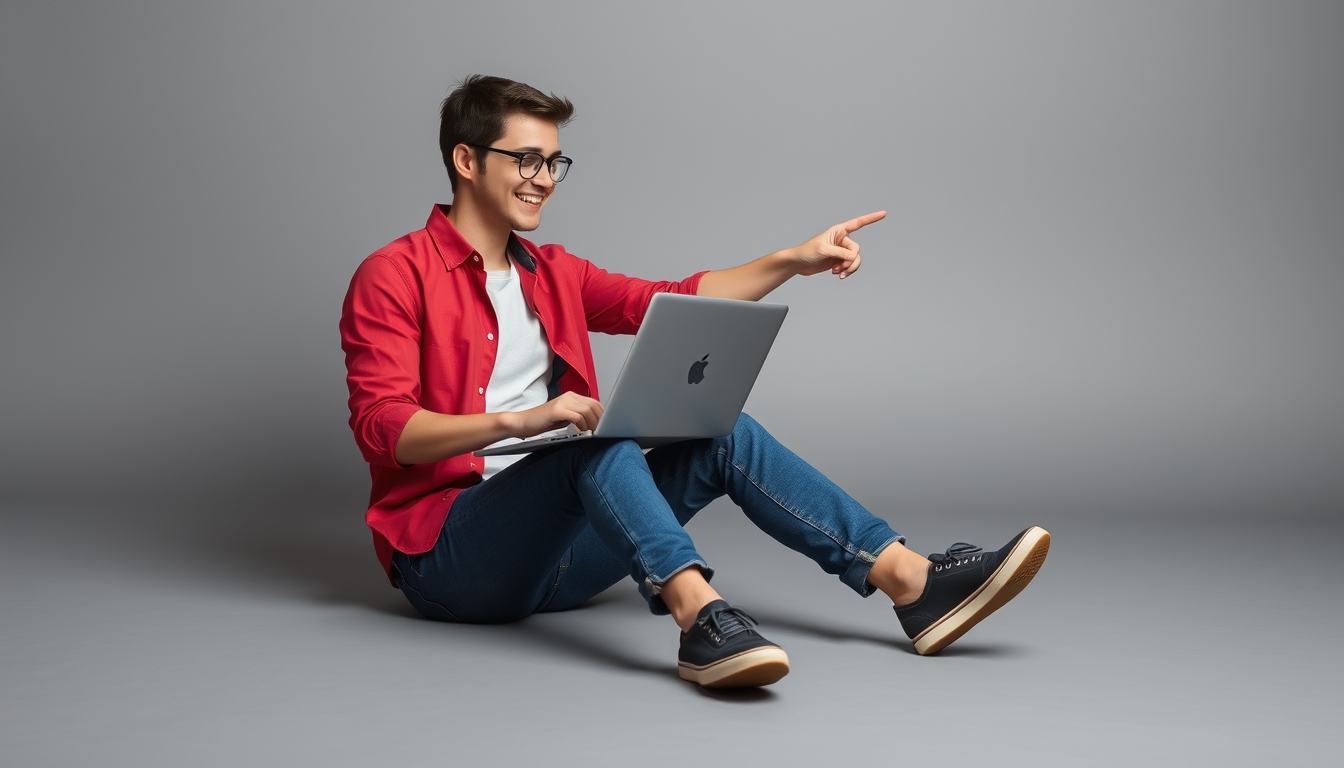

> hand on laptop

[
  {"left": 787, "top": 210, "right": 886, "bottom": 280},
  {"left": 506, "top": 391, "right": 604, "bottom": 438}
]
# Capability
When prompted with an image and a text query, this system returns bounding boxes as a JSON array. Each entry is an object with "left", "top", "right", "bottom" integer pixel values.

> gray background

[{"left": 2, "top": 1, "right": 1341, "bottom": 765}]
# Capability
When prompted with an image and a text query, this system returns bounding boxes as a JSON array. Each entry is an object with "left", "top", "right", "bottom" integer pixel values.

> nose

[{"left": 531, "top": 171, "right": 555, "bottom": 191}]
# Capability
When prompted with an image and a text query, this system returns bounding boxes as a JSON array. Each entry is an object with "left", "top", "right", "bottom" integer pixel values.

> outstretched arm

[{"left": 696, "top": 211, "right": 886, "bottom": 301}]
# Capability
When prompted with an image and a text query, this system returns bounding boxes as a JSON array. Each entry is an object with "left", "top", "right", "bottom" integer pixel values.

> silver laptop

[{"left": 474, "top": 293, "right": 788, "bottom": 457}]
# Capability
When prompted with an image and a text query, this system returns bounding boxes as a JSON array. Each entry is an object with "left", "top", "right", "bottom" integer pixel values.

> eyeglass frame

[{"left": 467, "top": 145, "right": 573, "bottom": 182}]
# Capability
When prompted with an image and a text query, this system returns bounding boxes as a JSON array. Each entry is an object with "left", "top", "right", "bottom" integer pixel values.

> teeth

[{"left": 517, "top": 194, "right": 543, "bottom": 204}]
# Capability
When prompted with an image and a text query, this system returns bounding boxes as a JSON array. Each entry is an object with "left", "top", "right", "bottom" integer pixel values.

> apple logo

[{"left": 687, "top": 354, "right": 709, "bottom": 385}]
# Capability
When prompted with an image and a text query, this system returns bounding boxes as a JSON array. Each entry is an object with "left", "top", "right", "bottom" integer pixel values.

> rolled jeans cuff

[
  {"left": 640, "top": 558, "right": 714, "bottom": 616},
  {"left": 846, "top": 533, "right": 905, "bottom": 598}
]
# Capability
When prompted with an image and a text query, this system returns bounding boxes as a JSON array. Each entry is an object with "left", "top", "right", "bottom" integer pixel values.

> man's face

[{"left": 472, "top": 113, "right": 561, "bottom": 233}]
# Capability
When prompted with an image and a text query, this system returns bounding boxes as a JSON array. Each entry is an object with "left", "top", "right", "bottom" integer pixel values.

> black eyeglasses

[{"left": 469, "top": 145, "right": 572, "bottom": 182}]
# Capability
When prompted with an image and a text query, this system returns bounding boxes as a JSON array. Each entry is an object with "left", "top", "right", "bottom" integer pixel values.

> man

[{"left": 340, "top": 75, "right": 1049, "bottom": 688}]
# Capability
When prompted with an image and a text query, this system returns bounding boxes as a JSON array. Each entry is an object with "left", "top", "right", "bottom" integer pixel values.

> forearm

[
  {"left": 394, "top": 409, "right": 522, "bottom": 466},
  {"left": 696, "top": 248, "right": 800, "bottom": 301}
]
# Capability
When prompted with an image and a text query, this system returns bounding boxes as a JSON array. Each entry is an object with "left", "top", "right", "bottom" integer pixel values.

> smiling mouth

[{"left": 516, "top": 193, "right": 545, "bottom": 206}]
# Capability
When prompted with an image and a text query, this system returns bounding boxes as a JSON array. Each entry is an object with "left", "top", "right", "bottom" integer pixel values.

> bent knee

[{"left": 731, "top": 412, "right": 768, "bottom": 441}]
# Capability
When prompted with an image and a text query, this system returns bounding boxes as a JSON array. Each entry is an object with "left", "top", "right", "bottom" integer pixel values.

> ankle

[
  {"left": 870, "top": 542, "right": 931, "bottom": 607},
  {"left": 661, "top": 567, "right": 722, "bottom": 632},
  {"left": 889, "top": 563, "right": 929, "bottom": 607}
]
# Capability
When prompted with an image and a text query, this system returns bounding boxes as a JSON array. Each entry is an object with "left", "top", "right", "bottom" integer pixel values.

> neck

[{"left": 446, "top": 194, "right": 512, "bottom": 271}]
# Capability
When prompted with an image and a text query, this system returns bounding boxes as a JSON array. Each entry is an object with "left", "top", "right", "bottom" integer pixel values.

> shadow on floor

[
  {"left": 183, "top": 503, "right": 722, "bottom": 684},
  {"left": 748, "top": 609, "right": 905, "bottom": 651},
  {"left": 749, "top": 609, "right": 1030, "bottom": 657}
]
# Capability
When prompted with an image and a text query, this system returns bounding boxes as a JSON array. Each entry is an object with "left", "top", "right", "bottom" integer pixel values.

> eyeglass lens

[{"left": 518, "top": 153, "right": 570, "bottom": 182}]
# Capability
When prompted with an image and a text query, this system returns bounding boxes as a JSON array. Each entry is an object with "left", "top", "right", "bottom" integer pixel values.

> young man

[{"left": 340, "top": 75, "right": 1050, "bottom": 688}]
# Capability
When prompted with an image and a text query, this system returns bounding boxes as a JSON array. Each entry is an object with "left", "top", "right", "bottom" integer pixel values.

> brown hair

[{"left": 439, "top": 75, "right": 575, "bottom": 192}]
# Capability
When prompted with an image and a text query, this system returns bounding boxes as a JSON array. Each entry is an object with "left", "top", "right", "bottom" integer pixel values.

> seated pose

[{"left": 340, "top": 75, "right": 1050, "bottom": 688}]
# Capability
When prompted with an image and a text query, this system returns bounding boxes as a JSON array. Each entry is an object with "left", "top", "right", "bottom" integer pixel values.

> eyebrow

[{"left": 509, "top": 146, "right": 564, "bottom": 158}]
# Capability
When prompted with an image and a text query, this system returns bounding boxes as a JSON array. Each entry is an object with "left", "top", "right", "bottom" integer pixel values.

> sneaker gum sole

[
  {"left": 678, "top": 647, "right": 791, "bottom": 688},
  {"left": 913, "top": 526, "right": 1051, "bottom": 656}
]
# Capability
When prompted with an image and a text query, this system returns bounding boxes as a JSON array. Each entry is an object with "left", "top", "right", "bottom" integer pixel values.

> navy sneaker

[
  {"left": 677, "top": 600, "right": 790, "bottom": 688},
  {"left": 894, "top": 526, "right": 1051, "bottom": 655}
]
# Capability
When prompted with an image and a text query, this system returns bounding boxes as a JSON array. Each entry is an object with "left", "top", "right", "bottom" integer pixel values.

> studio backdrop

[{"left": 2, "top": 0, "right": 1340, "bottom": 524}]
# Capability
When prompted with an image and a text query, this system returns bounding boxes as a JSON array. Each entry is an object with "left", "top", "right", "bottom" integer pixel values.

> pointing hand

[{"left": 790, "top": 211, "right": 886, "bottom": 279}]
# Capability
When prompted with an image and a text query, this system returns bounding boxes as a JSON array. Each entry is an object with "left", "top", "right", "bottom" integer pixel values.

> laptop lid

[{"left": 594, "top": 293, "right": 788, "bottom": 446}]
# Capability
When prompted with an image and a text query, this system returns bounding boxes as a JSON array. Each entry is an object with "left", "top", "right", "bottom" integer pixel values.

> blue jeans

[{"left": 391, "top": 413, "right": 903, "bottom": 622}]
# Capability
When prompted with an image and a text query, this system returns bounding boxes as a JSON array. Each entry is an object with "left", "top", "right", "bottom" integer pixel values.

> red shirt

[{"left": 340, "top": 205, "right": 706, "bottom": 582}]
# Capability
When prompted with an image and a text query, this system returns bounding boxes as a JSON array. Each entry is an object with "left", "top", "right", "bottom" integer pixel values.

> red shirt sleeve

[
  {"left": 573, "top": 255, "right": 707, "bottom": 334},
  {"left": 339, "top": 254, "right": 425, "bottom": 468}
]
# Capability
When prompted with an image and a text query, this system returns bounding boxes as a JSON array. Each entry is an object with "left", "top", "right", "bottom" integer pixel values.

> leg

[
  {"left": 392, "top": 437, "right": 713, "bottom": 623},
  {"left": 540, "top": 412, "right": 926, "bottom": 613},
  {"left": 641, "top": 413, "right": 1049, "bottom": 654},
  {"left": 535, "top": 413, "right": 1048, "bottom": 657},
  {"left": 395, "top": 435, "right": 790, "bottom": 687},
  {"left": 537, "top": 522, "right": 721, "bottom": 630},
  {"left": 643, "top": 413, "right": 912, "bottom": 599}
]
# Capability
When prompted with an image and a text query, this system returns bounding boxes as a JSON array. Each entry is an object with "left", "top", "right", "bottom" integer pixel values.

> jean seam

[
  {"left": 398, "top": 569, "right": 464, "bottom": 622},
  {"left": 727, "top": 453, "right": 861, "bottom": 558},
  {"left": 537, "top": 558, "right": 570, "bottom": 611},
  {"left": 850, "top": 534, "right": 904, "bottom": 597}
]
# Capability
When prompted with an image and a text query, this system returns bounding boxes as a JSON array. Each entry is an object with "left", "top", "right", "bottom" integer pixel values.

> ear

[{"left": 452, "top": 143, "right": 480, "bottom": 185}]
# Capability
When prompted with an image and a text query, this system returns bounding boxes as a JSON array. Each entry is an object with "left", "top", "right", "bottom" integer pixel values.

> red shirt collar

[{"left": 425, "top": 204, "right": 537, "bottom": 274}]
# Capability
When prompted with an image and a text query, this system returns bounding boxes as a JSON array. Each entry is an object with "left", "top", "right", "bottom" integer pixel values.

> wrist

[
  {"left": 496, "top": 410, "right": 522, "bottom": 439},
  {"left": 774, "top": 246, "right": 804, "bottom": 276}
]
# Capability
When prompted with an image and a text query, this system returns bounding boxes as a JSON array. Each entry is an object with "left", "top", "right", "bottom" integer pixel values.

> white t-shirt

[{"left": 480, "top": 264, "right": 553, "bottom": 481}]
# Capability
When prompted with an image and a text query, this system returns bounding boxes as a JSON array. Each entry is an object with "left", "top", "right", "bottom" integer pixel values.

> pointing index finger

[{"left": 840, "top": 210, "right": 887, "bottom": 235}]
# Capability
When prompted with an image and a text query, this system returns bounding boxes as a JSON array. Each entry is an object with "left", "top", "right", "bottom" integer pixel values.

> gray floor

[{"left": 2, "top": 498, "right": 1340, "bottom": 766}]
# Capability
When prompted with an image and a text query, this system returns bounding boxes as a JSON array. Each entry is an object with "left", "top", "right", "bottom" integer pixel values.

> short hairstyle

[{"left": 439, "top": 75, "right": 575, "bottom": 192}]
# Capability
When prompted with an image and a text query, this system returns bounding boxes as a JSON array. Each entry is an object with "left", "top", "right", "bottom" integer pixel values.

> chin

[{"left": 510, "top": 215, "right": 543, "bottom": 232}]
